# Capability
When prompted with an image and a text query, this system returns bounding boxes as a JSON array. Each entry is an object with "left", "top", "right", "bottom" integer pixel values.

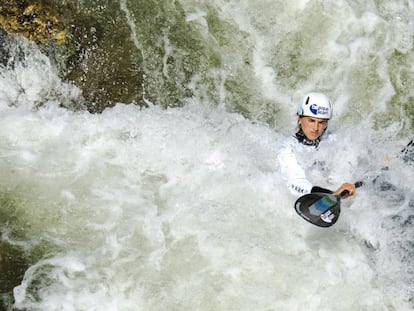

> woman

[{"left": 277, "top": 92, "right": 356, "bottom": 197}]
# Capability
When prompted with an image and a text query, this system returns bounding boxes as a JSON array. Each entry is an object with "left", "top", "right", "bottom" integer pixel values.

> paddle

[
  {"left": 294, "top": 138, "right": 413, "bottom": 227},
  {"left": 294, "top": 181, "right": 364, "bottom": 227},
  {"left": 401, "top": 139, "right": 413, "bottom": 163}
]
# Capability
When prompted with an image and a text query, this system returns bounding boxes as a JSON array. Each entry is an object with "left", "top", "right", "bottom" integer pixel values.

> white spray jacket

[{"left": 277, "top": 131, "right": 335, "bottom": 196}]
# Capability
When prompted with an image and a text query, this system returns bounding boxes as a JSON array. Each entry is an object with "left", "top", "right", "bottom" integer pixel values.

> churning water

[{"left": 0, "top": 1, "right": 413, "bottom": 310}]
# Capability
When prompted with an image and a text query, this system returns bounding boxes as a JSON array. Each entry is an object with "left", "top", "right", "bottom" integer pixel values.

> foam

[
  {"left": 0, "top": 100, "right": 410, "bottom": 310},
  {"left": 0, "top": 0, "right": 413, "bottom": 309}
]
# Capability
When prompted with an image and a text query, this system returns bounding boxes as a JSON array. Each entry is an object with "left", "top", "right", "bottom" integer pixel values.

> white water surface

[
  {"left": 0, "top": 82, "right": 413, "bottom": 310},
  {"left": 0, "top": 0, "right": 413, "bottom": 310}
]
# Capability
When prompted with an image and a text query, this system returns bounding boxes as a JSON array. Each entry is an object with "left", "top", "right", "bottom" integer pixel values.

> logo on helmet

[
  {"left": 310, "top": 104, "right": 329, "bottom": 116},
  {"left": 309, "top": 104, "right": 318, "bottom": 115},
  {"left": 318, "top": 106, "right": 329, "bottom": 116}
]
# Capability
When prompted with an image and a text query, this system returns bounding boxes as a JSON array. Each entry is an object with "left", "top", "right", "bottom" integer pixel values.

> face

[{"left": 299, "top": 116, "right": 328, "bottom": 141}]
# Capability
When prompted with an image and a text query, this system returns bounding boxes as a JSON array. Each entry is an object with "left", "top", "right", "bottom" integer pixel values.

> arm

[
  {"left": 277, "top": 139, "right": 335, "bottom": 196},
  {"left": 277, "top": 142, "right": 313, "bottom": 196}
]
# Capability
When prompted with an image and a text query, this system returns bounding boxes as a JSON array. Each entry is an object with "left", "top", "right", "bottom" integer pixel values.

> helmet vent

[{"left": 305, "top": 97, "right": 310, "bottom": 105}]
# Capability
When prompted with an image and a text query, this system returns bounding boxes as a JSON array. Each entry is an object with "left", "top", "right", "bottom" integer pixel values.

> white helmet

[{"left": 297, "top": 92, "right": 332, "bottom": 119}]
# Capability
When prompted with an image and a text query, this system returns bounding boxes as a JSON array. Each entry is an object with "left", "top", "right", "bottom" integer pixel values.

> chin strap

[{"left": 295, "top": 129, "right": 320, "bottom": 147}]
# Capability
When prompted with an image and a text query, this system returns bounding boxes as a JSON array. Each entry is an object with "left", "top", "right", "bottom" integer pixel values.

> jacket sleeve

[{"left": 277, "top": 141, "right": 313, "bottom": 196}]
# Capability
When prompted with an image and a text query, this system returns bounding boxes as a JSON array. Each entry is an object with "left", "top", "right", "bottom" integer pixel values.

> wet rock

[
  {"left": 0, "top": 241, "right": 30, "bottom": 309},
  {"left": 0, "top": 1, "right": 66, "bottom": 45},
  {"left": 0, "top": 1, "right": 145, "bottom": 112}
]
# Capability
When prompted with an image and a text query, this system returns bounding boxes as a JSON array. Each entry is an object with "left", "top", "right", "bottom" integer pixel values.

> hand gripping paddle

[{"left": 294, "top": 182, "right": 363, "bottom": 227}]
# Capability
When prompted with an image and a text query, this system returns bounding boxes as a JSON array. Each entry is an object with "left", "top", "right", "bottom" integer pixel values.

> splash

[{"left": 0, "top": 0, "right": 413, "bottom": 310}]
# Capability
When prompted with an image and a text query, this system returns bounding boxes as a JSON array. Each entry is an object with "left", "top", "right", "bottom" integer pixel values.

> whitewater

[{"left": 0, "top": 1, "right": 413, "bottom": 310}]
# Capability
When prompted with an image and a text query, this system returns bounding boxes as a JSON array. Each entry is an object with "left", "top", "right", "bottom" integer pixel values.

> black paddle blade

[{"left": 294, "top": 193, "right": 341, "bottom": 227}]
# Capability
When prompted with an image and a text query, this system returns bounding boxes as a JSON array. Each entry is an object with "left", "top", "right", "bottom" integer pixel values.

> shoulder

[
  {"left": 282, "top": 135, "right": 298, "bottom": 146},
  {"left": 278, "top": 136, "right": 298, "bottom": 152},
  {"left": 320, "top": 130, "right": 336, "bottom": 142},
  {"left": 277, "top": 135, "right": 312, "bottom": 160}
]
